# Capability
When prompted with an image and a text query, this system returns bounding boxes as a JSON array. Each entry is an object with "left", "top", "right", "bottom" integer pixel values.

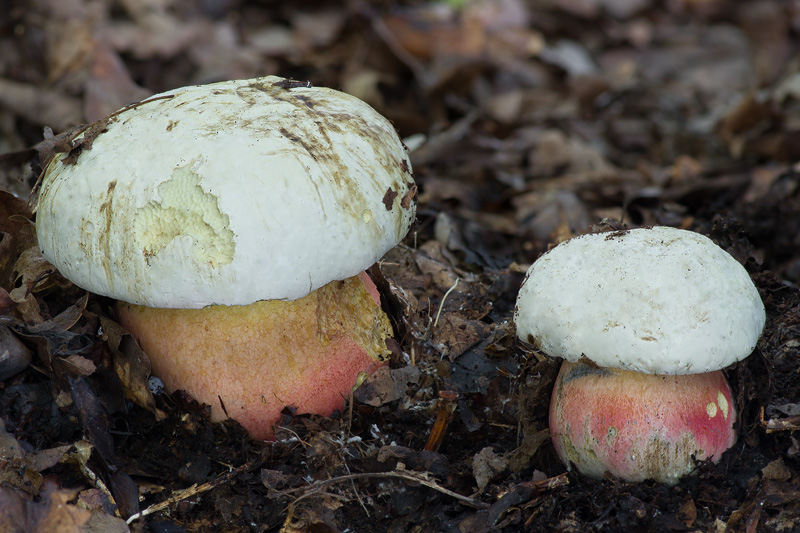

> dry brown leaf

[
  {"left": 61, "top": 354, "right": 97, "bottom": 377},
  {"left": 472, "top": 446, "right": 508, "bottom": 493},
  {"left": 101, "top": 317, "right": 166, "bottom": 421},
  {"left": 414, "top": 242, "right": 462, "bottom": 291},
  {"left": 762, "top": 458, "right": 792, "bottom": 482},
  {"left": 83, "top": 42, "right": 152, "bottom": 122},
  {"left": 508, "top": 428, "right": 550, "bottom": 473},
  {"left": 434, "top": 314, "right": 490, "bottom": 361},
  {"left": 291, "top": 10, "right": 346, "bottom": 50},
  {"left": 13, "top": 243, "right": 56, "bottom": 296},
  {"left": 0, "top": 486, "right": 28, "bottom": 533},
  {"left": 25, "top": 292, "right": 87, "bottom": 336},
  {"left": 0, "top": 79, "right": 83, "bottom": 132},
  {"left": 0, "top": 190, "right": 30, "bottom": 236},
  {"left": 0, "top": 486, "right": 91, "bottom": 533},
  {"left": 0, "top": 421, "right": 73, "bottom": 496},
  {"left": 33, "top": 489, "right": 92, "bottom": 533},
  {"left": 28, "top": 444, "right": 74, "bottom": 473},
  {"left": 677, "top": 498, "right": 698, "bottom": 527},
  {"left": 738, "top": 1, "right": 792, "bottom": 86},
  {"left": 80, "top": 510, "right": 129, "bottom": 533},
  {"left": 44, "top": 14, "right": 94, "bottom": 85},
  {"left": 353, "top": 365, "right": 421, "bottom": 407},
  {"left": 18, "top": 292, "right": 88, "bottom": 370},
  {"left": 8, "top": 289, "right": 44, "bottom": 327},
  {"left": 0, "top": 287, "right": 16, "bottom": 322},
  {"left": 0, "top": 418, "right": 25, "bottom": 459},
  {"left": 0, "top": 325, "right": 33, "bottom": 380},
  {"left": 716, "top": 93, "right": 771, "bottom": 145},
  {"left": 104, "top": 2, "right": 206, "bottom": 60}
]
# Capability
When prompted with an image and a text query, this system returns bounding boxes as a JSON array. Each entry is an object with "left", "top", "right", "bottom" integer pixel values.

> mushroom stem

[
  {"left": 549, "top": 360, "right": 737, "bottom": 485},
  {"left": 116, "top": 272, "right": 391, "bottom": 440}
]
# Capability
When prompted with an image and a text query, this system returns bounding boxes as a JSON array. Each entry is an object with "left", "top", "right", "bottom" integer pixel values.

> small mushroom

[
  {"left": 35, "top": 76, "right": 416, "bottom": 440},
  {"left": 514, "top": 226, "right": 765, "bottom": 484}
]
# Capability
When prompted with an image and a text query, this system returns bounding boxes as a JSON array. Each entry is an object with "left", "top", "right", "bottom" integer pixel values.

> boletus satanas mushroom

[
  {"left": 35, "top": 76, "right": 416, "bottom": 440},
  {"left": 514, "top": 226, "right": 765, "bottom": 484}
]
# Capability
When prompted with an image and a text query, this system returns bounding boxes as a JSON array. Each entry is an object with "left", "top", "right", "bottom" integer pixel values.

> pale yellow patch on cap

[{"left": 134, "top": 164, "right": 235, "bottom": 268}]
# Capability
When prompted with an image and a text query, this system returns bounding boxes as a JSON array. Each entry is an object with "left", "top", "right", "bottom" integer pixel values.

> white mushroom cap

[
  {"left": 514, "top": 226, "right": 765, "bottom": 375},
  {"left": 36, "top": 76, "right": 415, "bottom": 308}
]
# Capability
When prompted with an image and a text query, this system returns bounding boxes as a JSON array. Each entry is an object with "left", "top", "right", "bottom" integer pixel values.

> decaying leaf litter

[{"left": 1, "top": 0, "right": 800, "bottom": 530}]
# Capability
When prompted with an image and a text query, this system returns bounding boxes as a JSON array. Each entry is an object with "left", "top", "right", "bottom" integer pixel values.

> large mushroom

[
  {"left": 514, "top": 226, "right": 765, "bottom": 484},
  {"left": 35, "top": 76, "right": 416, "bottom": 440}
]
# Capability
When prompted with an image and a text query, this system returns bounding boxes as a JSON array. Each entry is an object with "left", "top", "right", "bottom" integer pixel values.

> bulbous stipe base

[{"left": 549, "top": 360, "right": 737, "bottom": 485}]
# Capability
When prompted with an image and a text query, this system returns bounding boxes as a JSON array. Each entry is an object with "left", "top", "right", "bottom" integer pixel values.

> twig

[
  {"left": 760, "top": 406, "right": 800, "bottom": 433},
  {"left": 432, "top": 278, "right": 459, "bottom": 332},
  {"left": 519, "top": 472, "right": 569, "bottom": 494},
  {"left": 347, "top": 371, "right": 370, "bottom": 435},
  {"left": 424, "top": 391, "right": 459, "bottom": 452},
  {"left": 267, "top": 464, "right": 490, "bottom": 510},
  {"left": 126, "top": 462, "right": 250, "bottom": 525},
  {"left": 81, "top": 463, "right": 119, "bottom": 516}
]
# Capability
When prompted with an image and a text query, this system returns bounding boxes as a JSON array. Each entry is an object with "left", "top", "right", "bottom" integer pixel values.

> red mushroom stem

[
  {"left": 549, "top": 360, "right": 737, "bottom": 484},
  {"left": 116, "top": 271, "right": 390, "bottom": 440}
]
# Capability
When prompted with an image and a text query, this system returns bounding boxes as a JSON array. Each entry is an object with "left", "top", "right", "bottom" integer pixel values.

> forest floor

[{"left": 1, "top": 0, "right": 800, "bottom": 531}]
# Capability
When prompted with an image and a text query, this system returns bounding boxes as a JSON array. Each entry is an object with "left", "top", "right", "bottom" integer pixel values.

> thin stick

[
  {"left": 432, "top": 278, "right": 459, "bottom": 331},
  {"left": 268, "top": 465, "right": 489, "bottom": 510},
  {"left": 126, "top": 463, "right": 250, "bottom": 525}
]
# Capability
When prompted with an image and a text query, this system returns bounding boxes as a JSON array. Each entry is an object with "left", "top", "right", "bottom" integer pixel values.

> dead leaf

[
  {"left": 353, "top": 365, "right": 420, "bottom": 407},
  {"left": 19, "top": 293, "right": 89, "bottom": 367},
  {"left": 0, "top": 79, "right": 83, "bottom": 132},
  {"left": 0, "top": 325, "right": 33, "bottom": 380},
  {"left": 84, "top": 41, "right": 152, "bottom": 122},
  {"left": 80, "top": 510, "right": 129, "bottom": 533},
  {"left": 0, "top": 190, "right": 31, "bottom": 236},
  {"left": 60, "top": 117, "right": 110, "bottom": 166},
  {"left": 0, "top": 418, "right": 25, "bottom": 459},
  {"left": 508, "top": 428, "right": 550, "bottom": 473},
  {"left": 473, "top": 446, "right": 508, "bottom": 493},
  {"left": 0, "top": 288, "right": 16, "bottom": 323},
  {"left": 376, "top": 445, "right": 451, "bottom": 479},
  {"left": 28, "top": 444, "right": 74, "bottom": 473},
  {"left": 261, "top": 469, "right": 294, "bottom": 491},
  {"left": 104, "top": 0, "right": 207, "bottom": 59},
  {"left": 762, "top": 458, "right": 792, "bottom": 482},
  {"left": 10, "top": 224, "right": 58, "bottom": 302},
  {"left": 67, "top": 375, "right": 141, "bottom": 518},
  {"left": 677, "top": 498, "right": 697, "bottom": 527},
  {"left": 0, "top": 486, "right": 91, "bottom": 533},
  {"left": 434, "top": 314, "right": 490, "bottom": 361},
  {"left": 716, "top": 93, "right": 771, "bottom": 145},
  {"left": 61, "top": 354, "right": 97, "bottom": 377},
  {"left": 101, "top": 317, "right": 166, "bottom": 420},
  {"left": 33, "top": 489, "right": 92, "bottom": 533},
  {"left": 382, "top": 187, "right": 398, "bottom": 210},
  {"left": 0, "top": 486, "right": 28, "bottom": 533},
  {"left": 737, "top": 1, "right": 792, "bottom": 86}
]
